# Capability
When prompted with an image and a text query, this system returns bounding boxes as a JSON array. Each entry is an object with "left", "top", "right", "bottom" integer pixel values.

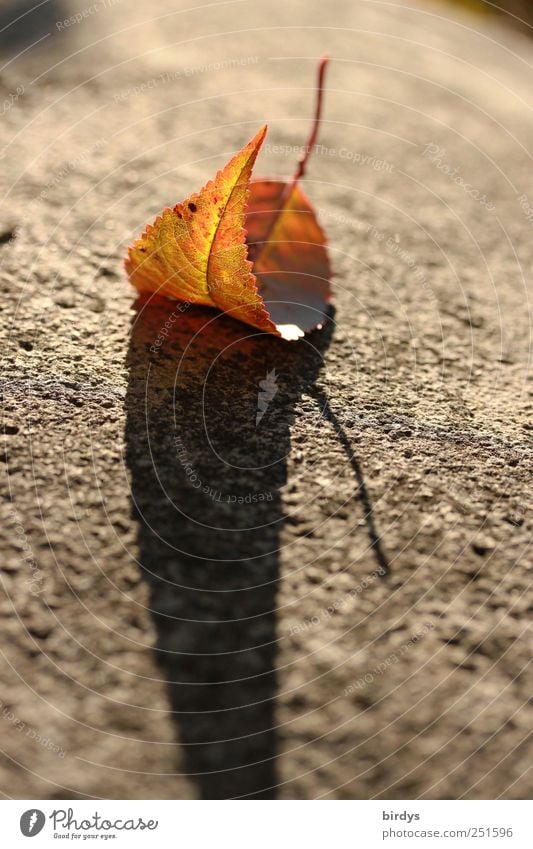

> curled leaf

[{"left": 125, "top": 59, "right": 331, "bottom": 341}]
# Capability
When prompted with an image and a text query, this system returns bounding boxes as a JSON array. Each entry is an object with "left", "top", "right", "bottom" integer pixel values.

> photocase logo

[
  {"left": 256, "top": 368, "right": 278, "bottom": 426},
  {"left": 20, "top": 809, "right": 45, "bottom": 837}
]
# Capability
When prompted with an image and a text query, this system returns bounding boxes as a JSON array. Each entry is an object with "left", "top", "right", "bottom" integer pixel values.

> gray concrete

[{"left": 0, "top": 0, "right": 531, "bottom": 799}]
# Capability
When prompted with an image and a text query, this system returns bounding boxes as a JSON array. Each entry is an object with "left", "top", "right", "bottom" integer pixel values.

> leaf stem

[
  {"left": 251, "top": 57, "right": 330, "bottom": 264},
  {"left": 293, "top": 55, "right": 329, "bottom": 184},
  {"left": 277, "top": 55, "right": 329, "bottom": 209}
]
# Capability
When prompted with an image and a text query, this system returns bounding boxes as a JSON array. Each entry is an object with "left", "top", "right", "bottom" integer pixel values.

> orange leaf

[
  {"left": 125, "top": 59, "right": 332, "bottom": 341},
  {"left": 125, "top": 125, "right": 277, "bottom": 336}
]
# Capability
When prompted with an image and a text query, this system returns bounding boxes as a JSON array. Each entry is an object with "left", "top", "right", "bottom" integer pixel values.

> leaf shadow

[{"left": 125, "top": 298, "right": 334, "bottom": 799}]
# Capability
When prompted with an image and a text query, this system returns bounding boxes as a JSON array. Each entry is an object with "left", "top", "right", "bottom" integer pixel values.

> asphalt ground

[{"left": 0, "top": 0, "right": 531, "bottom": 799}]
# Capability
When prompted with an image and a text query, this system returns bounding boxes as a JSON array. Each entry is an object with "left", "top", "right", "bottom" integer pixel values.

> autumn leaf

[{"left": 125, "top": 58, "right": 331, "bottom": 341}]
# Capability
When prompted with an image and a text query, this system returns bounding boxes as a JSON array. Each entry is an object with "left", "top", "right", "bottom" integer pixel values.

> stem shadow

[{"left": 312, "top": 389, "right": 390, "bottom": 577}]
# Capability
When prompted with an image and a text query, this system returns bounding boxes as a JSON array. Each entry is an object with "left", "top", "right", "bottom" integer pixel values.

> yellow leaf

[{"left": 125, "top": 125, "right": 278, "bottom": 336}]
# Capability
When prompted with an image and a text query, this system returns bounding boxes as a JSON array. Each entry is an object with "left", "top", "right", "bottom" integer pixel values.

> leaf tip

[{"left": 255, "top": 123, "right": 268, "bottom": 146}]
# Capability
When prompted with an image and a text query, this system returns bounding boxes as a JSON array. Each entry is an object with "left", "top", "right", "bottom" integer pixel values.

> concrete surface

[{"left": 0, "top": 0, "right": 532, "bottom": 799}]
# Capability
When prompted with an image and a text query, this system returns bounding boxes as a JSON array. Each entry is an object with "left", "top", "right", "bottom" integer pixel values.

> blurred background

[
  {"left": 449, "top": 0, "right": 533, "bottom": 33},
  {"left": 1, "top": 0, "right": 531, "bottom": 802}
]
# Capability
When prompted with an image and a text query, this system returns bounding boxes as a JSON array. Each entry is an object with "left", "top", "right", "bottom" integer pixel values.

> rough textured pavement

[{"left": 0, "top": 0, "right": 532, "bottom": 799}]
